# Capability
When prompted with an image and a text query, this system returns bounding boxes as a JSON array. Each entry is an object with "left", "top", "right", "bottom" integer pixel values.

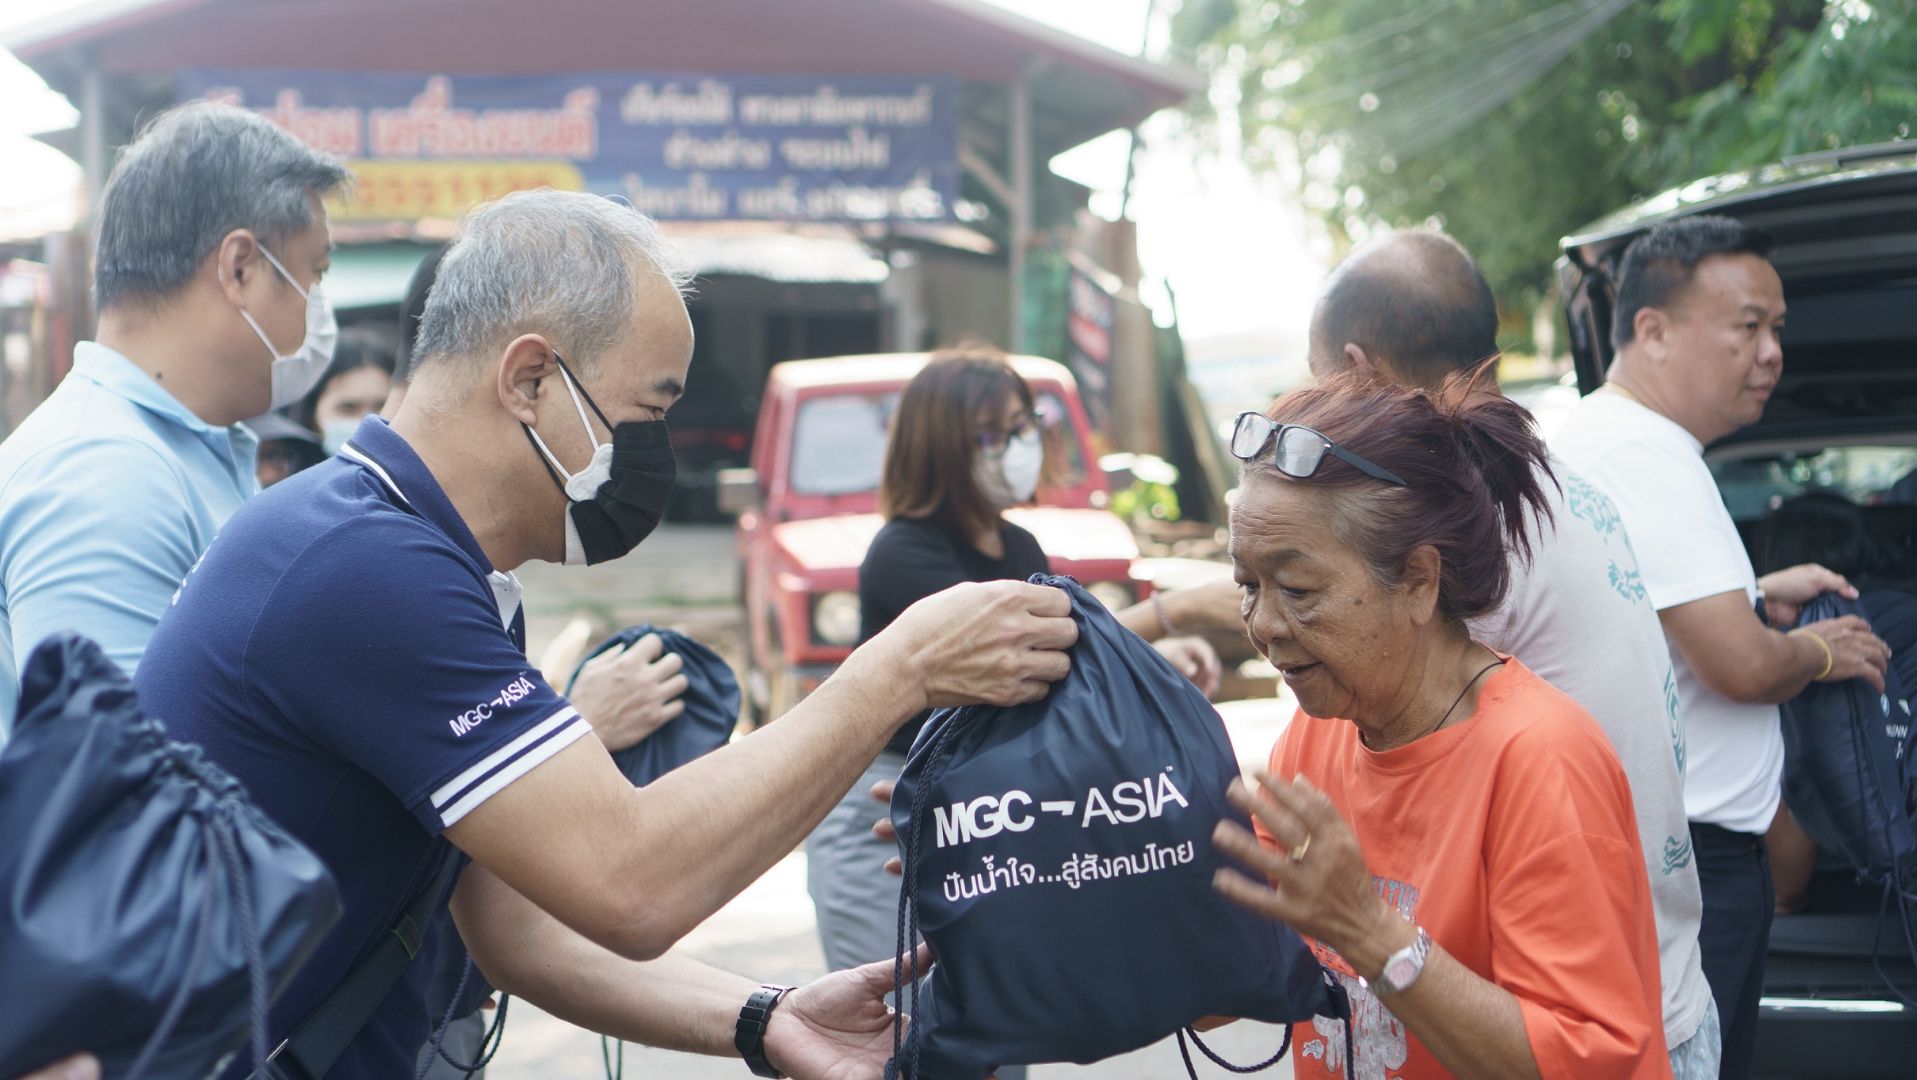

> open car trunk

[
  {"left": 1559, "top": 148, "right": 1917, "bottom": 451},
  {"left": 1560, "top": 148, "right": 1917, "bottom": 1079},
  {"left": 1560, "top": 148, "right": 1917, "bottom": 551}
]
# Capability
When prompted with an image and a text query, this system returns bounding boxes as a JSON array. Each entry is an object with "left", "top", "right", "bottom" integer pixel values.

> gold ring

[{"left": 1287, "top": 834, "right": 1312, "bottom": 863}]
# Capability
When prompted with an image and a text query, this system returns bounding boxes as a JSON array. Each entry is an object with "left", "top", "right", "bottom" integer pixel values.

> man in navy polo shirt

[{"left": 136, "top": 189, "right": 1077, "bottom": 1077}]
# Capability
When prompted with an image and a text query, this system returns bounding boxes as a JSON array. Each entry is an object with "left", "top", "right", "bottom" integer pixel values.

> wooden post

[
  {"left": 81, "top": 63, "right": 107, "bottom": 217},
  {"left": 1008, "top": 60, "right": 1033, "bottom": 352}
]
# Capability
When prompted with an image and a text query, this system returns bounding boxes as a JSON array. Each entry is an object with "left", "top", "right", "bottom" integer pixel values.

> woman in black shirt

[
  {"left": 860, "top": 349, "right": 1055, "bottom": 756},
  {"left": 806, "top": 349, "right": 1049, "bottom": 1080},
  {"left": 804, "top": 348, "right": 1216, "bottom": 1078}
]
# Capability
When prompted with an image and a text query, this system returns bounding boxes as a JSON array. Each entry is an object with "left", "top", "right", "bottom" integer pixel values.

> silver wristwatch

[{"left": 1364, "top": 925, "right": 1432, "bottom": 997}]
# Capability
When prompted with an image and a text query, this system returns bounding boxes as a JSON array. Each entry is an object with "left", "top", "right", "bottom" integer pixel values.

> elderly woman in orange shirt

[{"left": 1210, "top": 371, "right": 1679, "bottom": 1079}]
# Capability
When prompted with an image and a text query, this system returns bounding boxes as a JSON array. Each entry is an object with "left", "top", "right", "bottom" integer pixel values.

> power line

[
  {"left": 1310, "top": 0, "right": 1466, "bottom": 58},
  {"left": 1279, "top": 0, "right": 1601, "bottom": 116},
  {"left": 1361, "top": 0, "right": 1634, "bottom": 159}
]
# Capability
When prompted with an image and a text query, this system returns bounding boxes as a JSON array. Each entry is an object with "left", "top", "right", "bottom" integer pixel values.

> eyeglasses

[
  {"left": 976, "top": 407, "right": 1050, "bottom": 451},
  {"left": 1229, "top": 412, "right": 1409, "bottom": 486}
]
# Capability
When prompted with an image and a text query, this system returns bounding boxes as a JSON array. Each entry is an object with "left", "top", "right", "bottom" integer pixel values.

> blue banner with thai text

[{"left": 176, "top": 69, "right": 959, "bottom": 223}]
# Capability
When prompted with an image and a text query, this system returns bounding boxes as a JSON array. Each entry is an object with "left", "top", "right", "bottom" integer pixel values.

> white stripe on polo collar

[
  {"left": 343, "top": 441, "right": 522, "bottom": 629},
  {"left": 340, "top": 443, "right": 414, "bottom": 509}
]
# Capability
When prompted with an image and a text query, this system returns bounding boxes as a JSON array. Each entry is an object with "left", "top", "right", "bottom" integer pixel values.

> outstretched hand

[
  {"left": 1166, "top": 578, "right": 1250, "bottom": 637},
  {"left": 1799, "top": 614, "right": 1892, "bottom": 692},
  {"left": 765, "top": 945, "right": 931, "bottom": 1080},
  {"left": 1153, "top": 635, "right": 1222, "bottom": 698},
  {"left": 1212, "top": 773, "right": 1390, "bottom": 959}
]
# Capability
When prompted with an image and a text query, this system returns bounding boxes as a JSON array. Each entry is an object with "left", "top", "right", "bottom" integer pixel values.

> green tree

[{"left": 1170, "top": 0, "right": 1917, "bottom": 343}]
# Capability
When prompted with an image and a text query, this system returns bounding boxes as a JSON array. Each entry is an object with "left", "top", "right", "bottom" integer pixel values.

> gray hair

[
  {"left": 94, "top": 101, "right": 351, "bottom": 311},
  {"left": 413, "top": 190, "right": 692, "bottom": 372}
]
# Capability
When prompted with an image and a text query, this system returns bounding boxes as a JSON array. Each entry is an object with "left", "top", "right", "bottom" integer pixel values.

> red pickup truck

[{"left": 718, "top": 352, "right": 1149, "bottom": 724}]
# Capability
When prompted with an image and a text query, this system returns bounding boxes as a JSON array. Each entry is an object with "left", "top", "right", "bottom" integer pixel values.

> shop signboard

[
  {"left": 177, "top": 69, "right": 959, "bottom": 224},
  {"left": 1065, "top": 256, "right": 1117, "bottom": 439}
]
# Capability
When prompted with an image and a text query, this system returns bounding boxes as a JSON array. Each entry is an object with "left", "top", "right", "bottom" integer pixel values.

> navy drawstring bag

[
  {"left": 571, "top": 625, "right": 742, "bottom": 1077},
  {"left": 1782, "top": 593, "right": 1917, "bottom": 891},
  {"left": 0, "top": 634, "right": 341, "bottom": 1080},
  {"left": 417, "top": 624, "right": 743, "bottom": 1078},
  {"left": 1780, "top": 592, "right": 1917, "bottom": 1001},
  {"left": 885, "top": 576, "right": 1346, "bottom": 1079},
  {"left": 565, "top": 624, "right": 741, "bottom": 787}
]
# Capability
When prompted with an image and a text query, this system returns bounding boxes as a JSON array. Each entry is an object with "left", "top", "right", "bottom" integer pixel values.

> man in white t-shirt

[
  {"left": 1305, "top": 229, "right": 1720, "bottom": 1076},
  {"left": 1552, "top": 214, "right": 1890, "bottom": 1078}
]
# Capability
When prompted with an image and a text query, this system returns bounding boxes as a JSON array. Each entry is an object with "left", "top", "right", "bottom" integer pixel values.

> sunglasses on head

[{"left": 1229, "top": 411, "right": 1409, "bottom": 486}]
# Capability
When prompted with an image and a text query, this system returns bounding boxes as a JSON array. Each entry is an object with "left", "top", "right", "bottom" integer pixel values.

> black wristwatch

[{"left": 736, "top": 983, "right": 795, "bottom": 1078}]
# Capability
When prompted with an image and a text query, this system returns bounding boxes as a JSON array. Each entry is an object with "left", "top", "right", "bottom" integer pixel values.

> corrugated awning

[
  {"left": 7, "top": 0, "right": 1202, "bottom": 163},
  {"left": 326, "top": 229, "right": 887, "bottom": 313},
  {"left": 326, "top": 242, "right": 437, "bottom": 313},
  {"left": 663, "top": 230, "right": 887, "bottom": 285}
]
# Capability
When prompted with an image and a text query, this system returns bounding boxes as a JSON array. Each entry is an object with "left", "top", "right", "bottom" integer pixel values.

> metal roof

[
  {"left": 321, "top": 229, "right": 889, "bottom": 314},
  {"left": 7, "top": 0, "right": 1204, "bottom": 161},
  {"left": 766, "top": 351, "right": 1074, "bottom": 391},
  {"left": 663, "top": 230, "right": 889, "bottom": 285},
  {"left": 325, "top": 242, "right": 438, "bottom": 313}
]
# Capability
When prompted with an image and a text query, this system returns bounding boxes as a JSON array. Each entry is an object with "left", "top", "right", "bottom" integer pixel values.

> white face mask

[
  {"left": 523, "top": 363, "right": 614, "bottom": 566},
  {"left": 319, "top": 418, "right": 359, "bottom": 456},
  {"left": 233, "top": 243, "right": 337, "bottom": 410},
  {"left": 974, "top": 428, "right": 1043, "bottom": 510}
]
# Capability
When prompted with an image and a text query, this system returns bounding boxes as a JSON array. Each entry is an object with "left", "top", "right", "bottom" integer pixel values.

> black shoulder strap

[{"left": 253, "top": 843, "right": 460, "bottom": 1080}]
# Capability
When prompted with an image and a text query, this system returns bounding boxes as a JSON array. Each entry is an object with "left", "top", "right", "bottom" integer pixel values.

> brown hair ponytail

[{"left": 1252, "top": 365, "right": 1556, "bottom": 622}]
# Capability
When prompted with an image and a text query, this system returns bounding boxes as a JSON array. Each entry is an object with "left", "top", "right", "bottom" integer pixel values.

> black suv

[{"left": 1559, "top": 143, "right": 1917, "bottom": 1080}]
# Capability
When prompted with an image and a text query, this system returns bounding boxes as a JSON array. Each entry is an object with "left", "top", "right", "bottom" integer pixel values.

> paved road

[
  {"left": 485, "top": 854, "right": 1302, "bottom": 1079},
  {"left": 515, "top": 524, "right": 740, "bottom": 635}
]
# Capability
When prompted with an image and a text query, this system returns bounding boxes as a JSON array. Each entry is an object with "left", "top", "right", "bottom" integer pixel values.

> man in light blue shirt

[{"left": 0, "top": 102, "right": 350, "bottom": 737}]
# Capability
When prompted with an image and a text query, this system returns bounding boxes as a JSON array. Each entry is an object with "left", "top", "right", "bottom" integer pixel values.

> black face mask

[{"left": 522, "top": 352, "right": 676, "bottom": 566}]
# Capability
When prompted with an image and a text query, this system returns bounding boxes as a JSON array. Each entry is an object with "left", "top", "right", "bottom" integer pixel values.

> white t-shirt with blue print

[
  {"left": 1469, "top": 456, "right": 1712, "bottom": 1052},
  {"left": 1553, "top": 390, "right": 1784, "bottom": 838}
]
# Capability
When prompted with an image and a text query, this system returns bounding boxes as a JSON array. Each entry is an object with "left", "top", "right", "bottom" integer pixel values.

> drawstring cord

[
  {"left": 124, "top": 783, "right": 271, "bottom": 1080},
  {"left": 1175, "top": 964, "right": 1355, "bottom": 1078},
  {"left": 885, "top": 708, "right": 978, "bottom": 1080},
  {"left": 212, "top": 819, "right": 271, "bottom": 1072},
  {"left": 1176, "top": 1023, "right": 1291, "bottom": 1077},
  {"left": 417, "top": 958, "right": 511, "bottom": 1080},
  {"left": 123, "top": 862, "right": 220, "bottom": 1080},
  {"left": 600, "top": 1032, "right": 625, "bottom": 1080}
]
